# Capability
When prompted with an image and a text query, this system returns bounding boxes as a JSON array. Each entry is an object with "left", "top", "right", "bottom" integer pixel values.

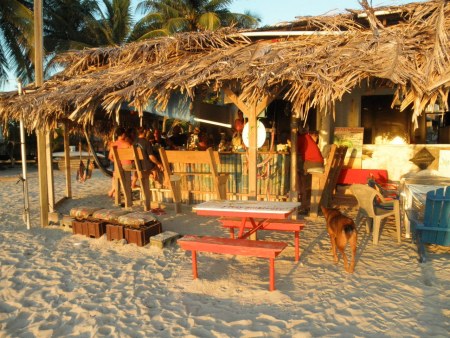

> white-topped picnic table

[
  {"left": 185, "top": 200, "right": 303, "bottom": 290},
  {"left": 193, "top": 200, "right": 301, "bottom": 238}
]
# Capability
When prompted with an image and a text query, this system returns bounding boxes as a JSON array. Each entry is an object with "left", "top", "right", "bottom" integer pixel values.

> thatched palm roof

[{"left": 0, "top": 0, "right": 449, "bottom": 131}]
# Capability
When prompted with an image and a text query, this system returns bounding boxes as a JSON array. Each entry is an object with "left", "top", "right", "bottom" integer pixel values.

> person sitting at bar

[
  {"left": 153, "top": 128, "right": 166, "bottom": 150},
  {"left": 167, "top": 125, "right": 188, "bottom": 149},
  {"left": 197, "top": 131, "right": 210, "bottom": 151},
  {"left": 187, "top": 127, "right": 201, "bottom": 150}
]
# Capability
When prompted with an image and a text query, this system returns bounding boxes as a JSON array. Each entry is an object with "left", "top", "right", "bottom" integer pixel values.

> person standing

[
  {"left": 234, "top": 110, "right": 245, "bottom": 134},
  {"left": 133, "top": 127, "right": 164, "bottom": 188},
  {"left": 297, "top": 128, "right": 324, "bottom": 214}
]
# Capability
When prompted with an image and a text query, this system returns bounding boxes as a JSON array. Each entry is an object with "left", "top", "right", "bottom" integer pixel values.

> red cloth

[
  {"left": 297, "top": 133, "right": 324, "bottom": 163},
  {"left": 234, "top": 118, "right": 244, "bottom": 133}
]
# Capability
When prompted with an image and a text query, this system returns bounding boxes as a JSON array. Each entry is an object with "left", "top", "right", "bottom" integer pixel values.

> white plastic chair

[{"left": 350, "top": 184, "right": 401, "bottom": 245}]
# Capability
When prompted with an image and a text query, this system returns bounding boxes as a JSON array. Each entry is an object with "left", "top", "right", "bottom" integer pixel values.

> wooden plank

[
  {"left": 164, "top": 149, "right": 212, "bottom": 164},
  {"left": 132, "top": 146, "right": 151, "bottom": 211},
  {"left": 159, "top": 148, "right": 228, "bottom": 206},
  {"left": 178, "top": 235, "right": 286, "bottom": 258},
  {"left": 219, "top": 217, "right": 305, "bottom": 231},
  {"left": 309, "top": 145, "right": 349, "bottom": 218},
  {"left": 111, "top": 145, "right": 133, "bottom": 209}
]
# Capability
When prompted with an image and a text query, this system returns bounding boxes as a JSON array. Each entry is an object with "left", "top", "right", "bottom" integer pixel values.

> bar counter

[{"left": 167, "top": 151, "right": 291, "bottom": 203}]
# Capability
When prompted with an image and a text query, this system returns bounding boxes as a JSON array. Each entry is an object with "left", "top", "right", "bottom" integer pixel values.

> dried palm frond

[{"left": 0, "top": 1, "right": 448, "bottom": 132}]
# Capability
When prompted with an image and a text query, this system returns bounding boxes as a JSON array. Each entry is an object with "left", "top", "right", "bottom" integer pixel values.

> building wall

[
  {"left": 362, "top": 144, "right": 450, "bottom": 181},
  {"left": 315, "top": 82, "right": 450, "bottom": 181}
]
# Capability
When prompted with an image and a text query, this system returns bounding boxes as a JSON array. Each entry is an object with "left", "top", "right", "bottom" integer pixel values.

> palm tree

[
  {"left": 44, "top": 0, "right": 138, "bottom": 76},
  {"left": 91, "top": 0, "right": 135, "bottom": 45},
  {"left": 135, "top": 0, "right": 260, "bottom": 39},
  {"left": 43, "top": 0, "right": 104, "bottom": 55},
  {"left": 0, "top": 0, "right": 34, "bottom": 86}
]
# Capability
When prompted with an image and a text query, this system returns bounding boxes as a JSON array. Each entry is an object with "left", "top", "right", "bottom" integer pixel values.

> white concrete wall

[{"left": 316, "top": 83, "right": 450, "bottom": 181}]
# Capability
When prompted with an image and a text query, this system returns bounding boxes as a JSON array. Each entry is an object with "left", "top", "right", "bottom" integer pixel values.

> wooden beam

[
  {"left": 247, "top": 106, "right": 258, "bottom": 200},
  {"left": 36, "top": 132, "right": 49, "bottom": 227},
  {"left": 289, "top": 115, "right": 299, "bottom": 202},
  {"left": 35, "top": 0, "right": 48, "bottom": 227},
  {"left": 63, "top": 122, "right": 72, "bottom": 198},
  {"left": 223, "top": 87, "right": 250, "bottom": 116},
  {"left": 46, "top": 132, "right": 55, "bottom": 212}
]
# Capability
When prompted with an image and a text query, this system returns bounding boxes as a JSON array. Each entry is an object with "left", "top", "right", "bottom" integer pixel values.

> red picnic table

[
  {"left": 193, "top": 200, "right": 301, "bottom": 238},
  {"left": 178, "top": 200, "right": 302, "bottom": 291}
]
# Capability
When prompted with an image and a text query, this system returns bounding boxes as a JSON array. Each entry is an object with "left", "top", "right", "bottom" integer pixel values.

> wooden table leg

[
  {"left": 192, "top": 250, "right": 198, "bottom": 279},
  {"left": 229, "top": 228, "right": 235, "bottom": 239},
  {"left": 269, "top": 258, "right": 275, "bottom": 291},
  {"left": 295, "top": 231, "right": 300, "bottom": 262},
  {"left": 238, "top": 217, "right": 247, "bottom": 238}
]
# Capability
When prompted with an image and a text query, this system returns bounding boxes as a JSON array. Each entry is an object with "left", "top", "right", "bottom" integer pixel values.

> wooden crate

[
  {"left": 106, "top": 223, "right": 125, "bottom": 241},
  {"left": 85, "top": 218, "right": 107, "bottom": 239},
  {"left": 72, "top": 220, "right": 85, "bottom": 235},
  {"left": 125, "top": 222, "right": 162, "bottom": 247}
]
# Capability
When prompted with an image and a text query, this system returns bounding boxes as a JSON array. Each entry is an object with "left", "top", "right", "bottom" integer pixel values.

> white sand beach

[{"left": 0, "top": 166, "right": 449, "bottom": 337}]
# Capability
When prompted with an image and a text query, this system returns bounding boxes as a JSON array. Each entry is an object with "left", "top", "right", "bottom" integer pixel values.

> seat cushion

[
  {"left": 70, "top": 206, "right": 102, "bottom": 219},
  {"left": 117, "top": 211, "right": 159, "bottom": 228},
  {"left": 92, "top": 209, "right": 131, "bottom": 222}
]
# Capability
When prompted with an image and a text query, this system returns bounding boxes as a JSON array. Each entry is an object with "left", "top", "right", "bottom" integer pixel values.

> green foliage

[
  {"left": 2, "top": 0, "right": 260, "bottom": 87},
  {"left": 135, "top": 0, "right": 260, "bottom": 38},
  {"left": 0, "top": 0, "right": 34, "bottom": 86}
]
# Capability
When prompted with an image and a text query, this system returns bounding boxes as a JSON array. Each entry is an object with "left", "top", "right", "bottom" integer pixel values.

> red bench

[
  {"left": 218, "top": 217, "right": 305, "bottom": 262},
  {"left": 178, "top": 235, "right": 287, "bottom": 291},
  {"left": 337, "top": 169, "right": 388, "bottom": 185}
]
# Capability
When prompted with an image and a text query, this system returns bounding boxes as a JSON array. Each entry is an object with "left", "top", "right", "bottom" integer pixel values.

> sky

[
  {"left": 228, "top": 0, "right": 423, "bottom": 26},
  {"left": 1, "top": 0, "right": 424, "bottom": 92}
]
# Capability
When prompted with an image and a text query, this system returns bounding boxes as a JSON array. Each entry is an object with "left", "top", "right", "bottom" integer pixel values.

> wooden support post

[
  {"left": 35, "top": 0, "right": 48, "bottom": 227},
  {"left": 223, "top": 86, "right": 284, "bottom": 202},
  {"left": 37, "top": 132, "right": 49, "bottom": 227},
  {"left": 290, "top": 115, "right": 299, "bottom": 202},
  {"left": 46, "top": 131, "right": 55, "bottom": 212},
  {"left": 247, "top": 108, "right": 258, "bottom": 200},
  {"left": 63, "top": 122, "right": 72, "bottom": 198}
]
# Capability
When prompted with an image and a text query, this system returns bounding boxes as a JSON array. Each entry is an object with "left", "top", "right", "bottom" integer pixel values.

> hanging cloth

[
  {"left": 85, "top": 146, "right": 94, "bottom": 180},
  {"left": 83, "top": 128, "right": 113, "bottom": 177},
  {"left": 76, "top": 142, "right": 86, "bottom": 183}
]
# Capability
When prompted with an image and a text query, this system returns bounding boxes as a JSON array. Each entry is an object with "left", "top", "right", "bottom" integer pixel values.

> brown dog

[{"left": 321, "top": 206, "right": 357, "bottom": 273}]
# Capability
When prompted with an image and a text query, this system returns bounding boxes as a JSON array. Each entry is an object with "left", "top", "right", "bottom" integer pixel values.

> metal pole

[{"left": 17, "top": 80, "right": 31, "bottom": 229}]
